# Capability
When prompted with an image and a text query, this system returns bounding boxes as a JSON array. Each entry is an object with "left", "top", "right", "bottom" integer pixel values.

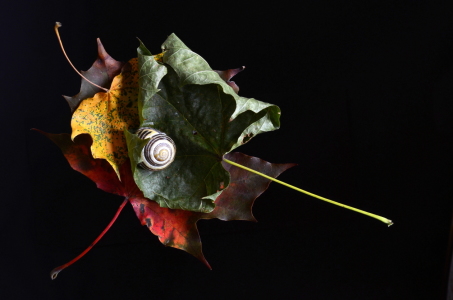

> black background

[{"left": 1, "top": 1, "right": 453, "bottom": 299}]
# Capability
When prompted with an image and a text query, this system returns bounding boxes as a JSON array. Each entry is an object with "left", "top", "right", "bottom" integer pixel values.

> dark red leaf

[
  {"left": 210, "top": 152, "right": 297, "bottom": 222},
  {"left": 35, "top": 129, "right": 295, "bottom": 268},
  {"left": 63, "top": 39, "right": 124, "bottom": 112}
]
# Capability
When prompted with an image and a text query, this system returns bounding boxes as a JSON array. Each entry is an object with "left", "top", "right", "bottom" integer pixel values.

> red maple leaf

[{"left": 34, "top": 130, "right": 295, "bottom": 275}]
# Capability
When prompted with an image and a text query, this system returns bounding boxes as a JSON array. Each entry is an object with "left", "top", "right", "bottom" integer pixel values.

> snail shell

[{"left": 136, "top": 127, "right": 176, "bottom": 171}]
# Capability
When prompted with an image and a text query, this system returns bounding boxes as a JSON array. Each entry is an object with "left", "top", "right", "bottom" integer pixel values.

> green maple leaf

[{"left": 126, "top": 34, "right": 281, "bottom": 213}]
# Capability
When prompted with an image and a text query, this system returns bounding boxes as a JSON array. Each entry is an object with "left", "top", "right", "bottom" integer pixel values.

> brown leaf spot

[{"left": 241, "top": 133, "right": 254, "bottom": 144}]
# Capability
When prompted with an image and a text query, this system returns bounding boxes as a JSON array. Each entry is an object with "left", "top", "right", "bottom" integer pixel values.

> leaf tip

[
  {"left": 31, "top": 128, "right": 47, "bottom": 136},
  {"left": 200, "top": 257, "right": 212, "bottom": 270},
  {"left": 96, "top": 38, "right": 109, "bottom": 60},
  {"left": 137, "top": 38, "right": 152, "bottom": 56}
]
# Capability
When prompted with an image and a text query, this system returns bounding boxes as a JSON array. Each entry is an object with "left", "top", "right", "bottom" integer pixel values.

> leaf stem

[
  {"left": 223, "top": 158, "right": 393, "bottom": 226},
  {"left": 54, "top": 22, "right": 109, "bottom": 92},
  {"left": 50, "top": 198, "right": 129, "bottom": 280}
]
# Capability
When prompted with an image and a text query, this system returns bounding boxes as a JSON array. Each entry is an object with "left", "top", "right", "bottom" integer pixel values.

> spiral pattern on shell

[{"left": 136, "top": 127, "right": 176, "bottom": 171}]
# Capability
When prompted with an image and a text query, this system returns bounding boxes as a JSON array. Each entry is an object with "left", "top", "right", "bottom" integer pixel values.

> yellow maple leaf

[{"left": 71, "top": 58, "right": 140, "bottom": 179}]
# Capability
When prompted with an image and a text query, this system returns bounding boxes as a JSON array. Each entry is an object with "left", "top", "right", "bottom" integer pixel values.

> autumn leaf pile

[{"left": 37, "top": 34, "right": 294, "bottom": 266}]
